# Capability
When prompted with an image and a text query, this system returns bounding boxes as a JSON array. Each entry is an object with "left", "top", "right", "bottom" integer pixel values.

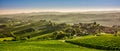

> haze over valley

[{"left": 0, "top": 11, "right": 120, "bottom": 26}]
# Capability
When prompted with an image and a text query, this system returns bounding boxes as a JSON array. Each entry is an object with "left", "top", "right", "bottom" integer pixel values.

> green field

[
  {"left": 66, "top": 34, "right": 120, "bottom": 50},
  {"left": 0, "top": 40, "right": 104, "bottom": 51}
]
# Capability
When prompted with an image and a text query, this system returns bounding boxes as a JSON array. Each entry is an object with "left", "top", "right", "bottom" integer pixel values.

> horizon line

[{"left": 0, "top": 8, "right": 120, "bottom": 15}]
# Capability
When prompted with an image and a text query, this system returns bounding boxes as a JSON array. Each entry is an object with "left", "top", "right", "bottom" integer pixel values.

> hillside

[
  {"left": 66, "top": 34, "right": 120, "bottom": 50},
  {"left": 0, "top": 18, "right": 119, "bottom": 41}
]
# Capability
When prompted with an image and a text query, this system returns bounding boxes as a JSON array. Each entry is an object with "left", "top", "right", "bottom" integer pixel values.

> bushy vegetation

[{"left": 66, "top": 34, "right": 120, "bottom": 50}]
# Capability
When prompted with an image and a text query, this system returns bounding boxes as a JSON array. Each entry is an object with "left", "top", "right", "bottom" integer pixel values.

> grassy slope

[
  {"left": 0, "top": 40, "right": 104, "bottom": 51},
  {"left": 10, "top": 20, "right": 52, "bottom": 38},
  {"left": 29, "top": 33, "right": 53, "bottom": 40},
  {"left": 66, "top": 34, "right": 120, "bottom": 50}
]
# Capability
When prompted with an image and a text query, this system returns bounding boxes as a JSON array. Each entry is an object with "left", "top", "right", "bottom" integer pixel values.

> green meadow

[{"left": 0, "top": 40, "right": 104, "bottom": 51}]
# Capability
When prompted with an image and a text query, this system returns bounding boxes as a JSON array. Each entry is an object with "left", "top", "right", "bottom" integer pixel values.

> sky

[{"left": 0, "top": 0, "right": 120, "bottom": 14}]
